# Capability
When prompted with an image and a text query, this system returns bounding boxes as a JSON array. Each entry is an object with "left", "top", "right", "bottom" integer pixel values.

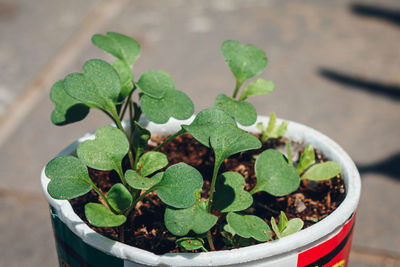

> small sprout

[
  {"left": 176, "top": 237, "right": 207, "bottom": 252},
  {"left": 164, "top": 201, "right": 218, "bottom": 236},
  {"left": 271, "top": 211, "right": 304, "bottom": 239},
  {"left": 296, "top": 144, "right": 315, "bottom": 174},
  {"left": 257, "top": 112, "right": 288, "bottom": 142},
  {"left": 131, "top": 121, "right": 151, "bottom": 161},
  {"left": 251, "top": 149, "right": 300, "bottom": 196}
]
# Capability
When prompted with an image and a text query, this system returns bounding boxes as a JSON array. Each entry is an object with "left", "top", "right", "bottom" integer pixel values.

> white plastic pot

[{"left": 41, "top": 116, "right": 361, "bottom": 267}]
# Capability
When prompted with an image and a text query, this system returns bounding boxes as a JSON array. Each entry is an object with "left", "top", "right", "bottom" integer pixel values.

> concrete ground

[{"left": 0, "top": 0, "right": 399, "bottom": 266}]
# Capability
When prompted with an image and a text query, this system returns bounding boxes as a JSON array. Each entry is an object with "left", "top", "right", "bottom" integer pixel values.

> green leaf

[
  {"left": 221, "top": 40, "right": 267, "bottom": 85},
  {"left": 64, "top": 59, "right": 120, "bottom": 111},
  {"left": 252, "top": 149, "right": 300, "bottom": 196},
  {"left": 85, "top": 203, "right": 126, "bottom": 227},
  {"left": 176, "top": 237, "right": 205, "bottom": 251},
  {"left": 132, "top": 121, "right": 151, "bottom": 158},
  {"left": 210, "top": 124, "right": 261, "bottom": 167},
  {"left": 137, "top": 70, "right": 175, "bottom": 99},
  {"left": 239, "top": 78, "right": 275, "bottom": 101},
  {"left": 107, "top": 183, "right": 132, "bottom": 213},
  {"left": 301, "top": 161, "right": 341, "bottom": 181},
  {"left": 222, "top": 223, "right": 237, "bottom": 237},
  {"left": 164, "top": 200, "right": 217, "bottom": 236},
  {"left": 226, "top": 212, "right": 272, "bottom": 242},
  {"left": 50, "top": 80, "right": 90, "bottom": 126},
  {"left": 214, "top": 94, "right": 257, "bottom": 126},
  {"left": 112, "top": 60, "right": 133, "bottom": 99},
  {"left": 125, "top": 171, "right": 163, "bottom": 190},
  {"left": 92, "top": 32, "right": 140, "bottom": 65},
  {"left": 281, "top": 218, "right": 304, "bottom": 237},
  {"left": 140, "top": 89, "right": 194, "bottom": 124},
  {"left": 182, "top": 108, "right": 236, "bottom": 147},
  {"left": 278, "top": 211, "right": 288, "bottom": 232},
  {"left": 296, "top": 144, "right": 315, "bottom": 174},
  {"left": 156, "top": 163, "right": 203, "bottom": 208},
  {"left": 136, "top": 151, "right": 168, "bottom": 177},
  {"left": 270, "top": 217, "right": 281, "bottom": 239},
  {"left": 77, "top": 126, "right": 129, "bottom": 171},
  {"left": 45, "top": 156, "right": 92, "bottom": 199},
  {"left": 213, "top": 172, "right": 253, "bottom": 212}
]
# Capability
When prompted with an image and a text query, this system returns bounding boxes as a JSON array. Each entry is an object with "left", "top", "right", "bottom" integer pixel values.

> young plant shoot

[{"left": 46, "top": 33, "right": 343, "bottom": 252}]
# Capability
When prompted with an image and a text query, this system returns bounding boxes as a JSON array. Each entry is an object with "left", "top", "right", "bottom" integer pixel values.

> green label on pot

[{"left": 50, "top": 207, "right": 123, "bottom": 267}]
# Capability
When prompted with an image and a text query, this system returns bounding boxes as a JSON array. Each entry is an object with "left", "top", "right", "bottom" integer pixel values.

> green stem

[
  {"left": 120, "top": 90, "right": 134, "bottom": 120},
  {"left": 154, "top": 128, "right": 186, "bottom": 151},
  {"left": 206, "top": 230, "right": 216, "bottom": 251},
  {"left": 232, "top": 80, "right": 242, "bottom": 99},
  {"left": 200, "top": 246, "right": 208, "bottom": 253},
  {"left": 207, "top": 162, "right": 221, "bottom": 212},
  {"left": 99, "top": 107, "right": 118, "bottom": 125},
  {"left": 124, "top": 189, "right": 141, "bottom": 216},
  {"left": 115, "top": 164, "right": 128, "bottom": 187},
  {"left": 110, "top": 106, "right": 135, "bottom": 169}
]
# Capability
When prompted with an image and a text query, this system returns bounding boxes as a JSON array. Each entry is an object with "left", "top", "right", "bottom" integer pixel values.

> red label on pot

[{"left": 297, "top": 212, "right": 356, "bottom": 267}]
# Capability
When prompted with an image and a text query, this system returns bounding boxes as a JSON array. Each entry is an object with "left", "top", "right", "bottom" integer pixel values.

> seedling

[
  {"left": 257, "top": 112, "right": 288, "bottom": 142},
  {"left": 46, "top": 33, "right": 343, "bottom": 252}
]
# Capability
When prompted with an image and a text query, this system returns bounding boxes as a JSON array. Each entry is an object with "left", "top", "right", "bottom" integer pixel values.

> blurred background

[{"left": 0, "top": 0, "right": 399, "bottom": 266}]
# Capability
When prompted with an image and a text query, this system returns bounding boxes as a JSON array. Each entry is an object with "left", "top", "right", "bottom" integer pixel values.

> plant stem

[
  {"left": 200, "top": 246, "right": 208, "bottom": 253},
  {"left": 232, "top": 80, "right": 242, "bottom": 99},
  {"left": 207, "top": 163, "right": 221, "bottom": 212},
  {"left": 110, "top": 106, "right": 135, "bottom": 169},
  {"left": 154, "top": 128, "right": 186, "bottom": 151},
  {"left": 99, "top": 107, "right": 118, "bottom": 126},
  {"left": 206, "top": 230, "right": 216, "bottom": 251},
  {"left": 119, "top": 225, "right": 125, "bottom": 243},
  {"left": 115, "top": 164, "right": 128, "bottom": 187},
  {"left": 120, "top": 90, "right": 134, "bottom": 120}
]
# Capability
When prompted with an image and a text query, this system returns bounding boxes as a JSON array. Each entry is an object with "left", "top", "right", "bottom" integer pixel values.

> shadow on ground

[
  {"left": 351, "top": 2, "right": 400, "bottom": 27},
  {"left": 356, "top": 152, "right": 400, "bottom": 181}
]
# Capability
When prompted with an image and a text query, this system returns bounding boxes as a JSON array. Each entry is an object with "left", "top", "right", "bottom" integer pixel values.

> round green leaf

[
  {"left": 156, "top": 163, "right": 203, "bottom": 208},
  {"left": 253, "top": 149, "right": 300, "bottom": 196},
  {"left": 182, "top": 108, "right": 236, "bottom": 147},
  {"left": 140, "top": 89, "right": 194, "bottom": 124},
  {"left": 221, "top": 40, "right": 267, "bottom": 85},
  {"left": 164, "top": 201, "right": 217, "bottom": 236},
  {"left": 84, "top": 203, "right": 126, "bottom": 227},
  {"left": 112, "top": 59, "right": 133, "bottom": 99},
  {"left": 137, "top": 151, "right": 168, "bottom": 177},
  {"left": 50, "top": 80, "right": 89, "bottom": 126},
  {"left": 64, "top": 59, "right": 120, "bottom": 111},
  {"left": 137, "top": 70, "right": 175, "bottom": 99},
  {"left": 176, "top": 237, "right": 205, "bottom": 251},
  {"left": 45, "top": 156, "right": 92, "bottom": 200},
  {"left": 107, "top": 183, "right": 132, "bottom": 213},
  {"left": 214, "top": 94, "right": 257, "bottom": 126},
  {"left": 92, "top": 32, "right": 140, "bottom": 66},
  {"left": 239, "top": 78, "right": 275, "bottom": 101},
  {"left": 301, "top": 161, "right": 341, "bottom": 181},
  {"left": 77, "top": 126, "right": 129, "bottom": 171},
  {"left": 226, "top": 212, "right": 272, "bottom": 242},
  {"left": 281, "top": 218, "right": 304, "bottom": 237},
  {"left": 125, "top": 170, "right": 163, "bottom": 190},
  {"left": 210, "top": 124, "right": 261, "bottom": 167},
  {"left": 213, "top": 172, "right": 253, "bottom": 212}
]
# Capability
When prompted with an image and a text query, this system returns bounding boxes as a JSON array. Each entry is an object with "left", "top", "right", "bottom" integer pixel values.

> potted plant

[{"left": 41, "top": 32, "right": 361, "bottom": 267}]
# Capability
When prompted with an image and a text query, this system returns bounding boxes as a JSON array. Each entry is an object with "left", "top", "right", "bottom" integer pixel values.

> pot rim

[{"left": 41, "top": 115, "right": 361, "bottom": 266}]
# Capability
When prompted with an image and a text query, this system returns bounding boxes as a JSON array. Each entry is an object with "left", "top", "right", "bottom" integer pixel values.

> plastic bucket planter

[{"left": 41, "top": 116, "right": 361, "bottom": 267}]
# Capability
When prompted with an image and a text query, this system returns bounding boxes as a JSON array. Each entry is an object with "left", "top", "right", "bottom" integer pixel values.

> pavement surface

[{"left": 0, "top": 0, "right": 399, "bottom": 266}]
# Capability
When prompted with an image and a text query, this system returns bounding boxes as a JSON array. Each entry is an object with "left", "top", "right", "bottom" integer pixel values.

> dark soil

[{"left": 69, "top": 133, "right": 345, "bottom": 254}]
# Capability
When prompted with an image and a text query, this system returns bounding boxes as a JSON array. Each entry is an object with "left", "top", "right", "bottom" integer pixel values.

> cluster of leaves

[{"left": 46, "top": 33, "right": 342, "bottom": 252}]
